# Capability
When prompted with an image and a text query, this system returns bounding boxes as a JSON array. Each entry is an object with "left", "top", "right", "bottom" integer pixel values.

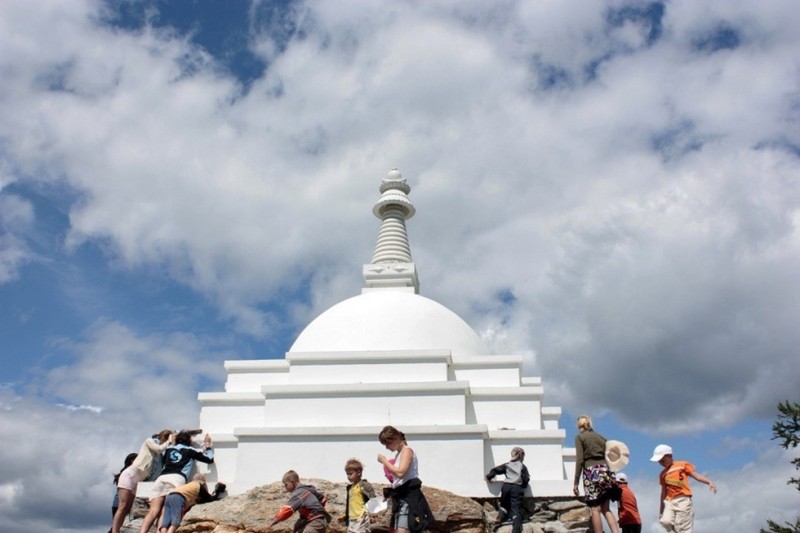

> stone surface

[
  {"left": 546, "top": 501, "right": 584, "bottom": 512},
  {"left": 529, "top": 511, "right": 556, "bottom": 523},
  {"left": 556, "top": 507, "right": 589, "bottom": 524},
  {"left": 540, "top": 522, "right": 569, "bottom": 533},
  {"left": 118, "top": 482, "right": 588, "bottom": 533}
]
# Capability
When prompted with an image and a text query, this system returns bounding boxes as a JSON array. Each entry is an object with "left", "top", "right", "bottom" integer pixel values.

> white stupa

[{"left": 197, "top": 169, "right": 575, "bottom": 497}]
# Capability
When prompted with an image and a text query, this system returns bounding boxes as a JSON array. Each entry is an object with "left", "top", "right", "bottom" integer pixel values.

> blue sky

[{"left": 1, "top": 1, "right": 799, "bottom": 531}]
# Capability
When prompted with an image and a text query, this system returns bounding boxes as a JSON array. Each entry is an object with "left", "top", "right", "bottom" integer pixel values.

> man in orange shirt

[
  {"left": 650, "top": 444, "right": 717, "bottom": 532},
  {"left": 614, "top": 473, "right": 641, "bottom": 533}
]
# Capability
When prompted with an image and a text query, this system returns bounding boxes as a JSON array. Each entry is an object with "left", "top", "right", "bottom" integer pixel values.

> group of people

[
  {"left": 473, "top": 413, "right": 718, "bottom": 533},
  {"left": 109, "top": 429, "right": 224, "bottom": 533},
  {"left": 574, "top": 415, "right": 717, "bottom": 533},
  {"left": 111, "top": 424, "right": 431, "bottom": 533},
  {"left": 111, "top": 418, "right": 716, "bottom": 533},
  {"left": 266, "top": 425, "right": 433, "bottom": 533}
]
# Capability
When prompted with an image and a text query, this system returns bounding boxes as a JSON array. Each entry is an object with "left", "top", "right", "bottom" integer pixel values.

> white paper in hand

[{"left": 366, "top": 497, "right": 388, "bottom": 514}]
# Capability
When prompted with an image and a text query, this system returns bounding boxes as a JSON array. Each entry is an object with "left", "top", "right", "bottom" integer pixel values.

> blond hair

[
  {"left": 577, "top": 415, "right": 593, "bottom": 431},
  {"left": 345, "top": 458, "right": 364, "bottom": 473}
]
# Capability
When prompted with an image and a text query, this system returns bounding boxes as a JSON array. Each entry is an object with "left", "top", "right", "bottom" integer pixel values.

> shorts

[
  {"left": 149, "top": 473, "right": 186, "bottom": 499},
  {"left": 117, "top": 465, "right": 139, "bottom": 493},
  {"left": 161, "top": 493, "right": 185, "bottom": 528},
  {"left": 347, "top": 512, "right": 371, "bottom": 533},
  {"left": 393, "top": 499, "right": 409, "bottom": 530}
]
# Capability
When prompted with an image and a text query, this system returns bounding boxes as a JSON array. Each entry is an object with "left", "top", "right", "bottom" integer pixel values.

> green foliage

[
  {"left": 761, "top": 401, "right": 800, "bottom": 533},
  {"left": 772, "top": 401, "right": 800, "bottom": 491},
  {"left": 761, "top": 518, "right": 800, "bottom": 533}
]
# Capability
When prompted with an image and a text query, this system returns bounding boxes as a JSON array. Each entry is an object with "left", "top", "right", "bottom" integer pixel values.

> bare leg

[
  {"left": 590, "top": 506, "right": 603, "bottom": 533},
  {"left": 601, "top": 500, "right": 619, "bottom": 533},
  {"left": 111, "top": 488, "right": 135, "bottom": 533},
  {"left": 139, "top": 495, "right": 165, "bottom": 533}
]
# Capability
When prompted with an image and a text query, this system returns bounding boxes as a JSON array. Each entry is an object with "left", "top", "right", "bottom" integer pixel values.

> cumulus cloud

[
  {"left": 0, "top": 319, "right": 225, "bottom": 533},
  {"left": 0, "top": 191, "right": 36, "bottom": 284},
  {"left": 0, "top": 391, "right": 121, "bottom": 533},
  {"left": 43, "top": 319, "right": 224, "bottom": 421},
  {"left": 1, "top": 0, "right": 798, "bottom": 426},
  {"left": 522, "top": 146, "right": 800, "bottom": 431},
  {"left": 0, "top": 0, "right": 799, "bottom": 529}
]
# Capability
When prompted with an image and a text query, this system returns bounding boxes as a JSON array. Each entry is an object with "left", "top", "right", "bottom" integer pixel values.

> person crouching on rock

[
  {"left": 158, "top": 473, "right": 225, "bottom": 533},
  {"left": 267, "top": 470, "right": 329, "bottom": 533}
]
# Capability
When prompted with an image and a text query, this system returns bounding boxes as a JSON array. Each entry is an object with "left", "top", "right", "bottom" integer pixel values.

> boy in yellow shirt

[{"left": 341, "top": 458, "right": 376, "bottom": 533}]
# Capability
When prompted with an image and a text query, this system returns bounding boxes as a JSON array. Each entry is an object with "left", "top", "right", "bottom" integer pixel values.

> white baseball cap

[
  {"left": 616, "top": 472, "right": 628, "bottom": 483},
  {"left": 650, "top": 444, "right": 673, "bottom": 462}
]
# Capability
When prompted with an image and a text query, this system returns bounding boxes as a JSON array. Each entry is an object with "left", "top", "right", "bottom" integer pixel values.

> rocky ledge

[{"left": 122, "top": 480, "right": 591, "bottom": 533}]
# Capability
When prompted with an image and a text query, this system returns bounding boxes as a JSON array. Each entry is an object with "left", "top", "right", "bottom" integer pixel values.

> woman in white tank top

[{"left": 377, "top": 425, "right": 429, "bottom": 533}]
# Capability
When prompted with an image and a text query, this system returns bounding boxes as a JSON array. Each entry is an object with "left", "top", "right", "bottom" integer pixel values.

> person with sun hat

[{"left": 573, "top": 415, "right": 620, "bottom": 533}]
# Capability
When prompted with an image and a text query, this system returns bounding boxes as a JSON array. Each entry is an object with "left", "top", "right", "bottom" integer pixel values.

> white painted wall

[
  {"left": 198, "top": 350, "right": 575, "bottom": 497},
  {"left": 288, "top": 360, "right": 449, "bottom": 384},
  {"left": 470, "top": 398, "right": 543, "bottom": 429},
  {"left": 451, "top": 357, "right": 523, "bottom": 387},
  {"left": 225, "top": 360, "right": 290, "bottom": 392},
  {"left": 199, "top": 402, "right": 265, "bottom": 434},
  {"left": 202, "top": 426, "right": 574, "bottom": 497}
]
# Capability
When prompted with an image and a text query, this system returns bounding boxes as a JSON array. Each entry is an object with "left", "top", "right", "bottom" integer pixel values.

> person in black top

[
  {"left": 486, "top": 447, "right": 530, "bottom": 533},
  {"left": 139, "top": 430, "right": 214, "bottom": 533}
]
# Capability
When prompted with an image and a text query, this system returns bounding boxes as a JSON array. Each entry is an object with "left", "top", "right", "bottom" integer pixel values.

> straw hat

[{"left": 605, "top": 440, "right": 630, "bottom": 472}]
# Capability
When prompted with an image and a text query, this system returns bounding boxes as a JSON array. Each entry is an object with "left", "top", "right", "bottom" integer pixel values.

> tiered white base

[{"left": 197, "top": 350, "right": 576, "bottom": 497}]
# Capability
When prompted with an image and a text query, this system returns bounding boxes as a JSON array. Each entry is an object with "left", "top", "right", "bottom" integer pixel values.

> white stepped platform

[{"left": 198, "top": 350, "right": 575, "bottom": 497}]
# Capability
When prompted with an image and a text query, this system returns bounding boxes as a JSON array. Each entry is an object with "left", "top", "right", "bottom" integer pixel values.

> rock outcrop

[{"left": 122, "top": 480, "right": 590, "bottom": 533}]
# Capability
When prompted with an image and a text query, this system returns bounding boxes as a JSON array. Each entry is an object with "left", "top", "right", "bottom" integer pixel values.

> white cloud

[
  {"left": 0, "top": 193, "right": 36, "bottom": 283},
  {"left": 0, "top": 0, "right": 798, "bottom": 528},
  {"left": 0, "top": 0, "right": 797, "bottom": 428},
  {"left": 0, "top": 317, "right": 226, "bottom": 532},
  {"left": 0, "top": 389, "right": 127, "bottom": 533},
  {"left": 518, "top": 145, "right": 800, "bottom": 431},
  {"left": 42, "top": 319, "right": 225, "bottom": 424}
]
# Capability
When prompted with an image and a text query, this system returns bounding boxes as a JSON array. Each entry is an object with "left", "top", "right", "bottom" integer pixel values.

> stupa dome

[
  {"left": 289, "top": 290, "right": 488, "bottom": 358},
  {"left": 292, "top": 168, "right": 488, "bottom": 358},
  {"left": 196, "top": 167, "right": 573, "bottom": 499}
]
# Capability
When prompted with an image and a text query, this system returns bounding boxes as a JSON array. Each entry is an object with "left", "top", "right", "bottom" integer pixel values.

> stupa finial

[{"left": 362, "top": 168, "right": 420, "bottom": 293}]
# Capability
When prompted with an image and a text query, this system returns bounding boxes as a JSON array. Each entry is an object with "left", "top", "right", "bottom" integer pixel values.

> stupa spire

[{"left": 362, "top": 168, "right": 420, "bottom": 293}]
